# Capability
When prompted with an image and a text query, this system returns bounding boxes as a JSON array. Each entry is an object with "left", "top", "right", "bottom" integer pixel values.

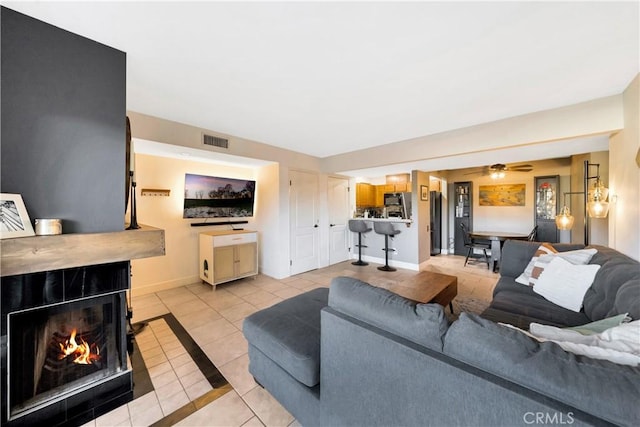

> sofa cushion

[
  {"left": 582, "top": 245, "right": 640, "bottom": 321},
  {"left": 243, "top": 288, "right": 328, "bottom": 387},
  {"left": 489, "top": 288, "right": 590, "bottom": 327},
  {"left": 444, "top": 313, "right": 640, "bottom": 426},
  {"left": 329, "top": 276, "right": 449, "bottom": 350},
  {"left": 492, "top": 276, "right": 535, "bottom": 298}
]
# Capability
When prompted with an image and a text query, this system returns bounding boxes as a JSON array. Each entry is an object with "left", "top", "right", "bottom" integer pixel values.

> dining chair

[
  {"left": 460, "top": 222, "right": 490, "bottom": 269},
  {"left": 527, "top": 225, "right": 538, "bottom": 242}
]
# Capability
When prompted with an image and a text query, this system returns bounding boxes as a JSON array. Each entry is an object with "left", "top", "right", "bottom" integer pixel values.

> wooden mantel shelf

[{"left": 0, "top": 225, "right": 165, "bottom": 277}]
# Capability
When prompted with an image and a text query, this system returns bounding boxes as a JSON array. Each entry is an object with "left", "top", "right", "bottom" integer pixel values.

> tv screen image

[{"left": 183, "top": 173, "right": 255, "bottom": 218}]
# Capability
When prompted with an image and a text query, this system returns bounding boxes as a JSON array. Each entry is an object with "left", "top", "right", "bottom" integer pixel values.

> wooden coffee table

[{"left": 384, "top": 271, "right": 458, "bottom": 313}]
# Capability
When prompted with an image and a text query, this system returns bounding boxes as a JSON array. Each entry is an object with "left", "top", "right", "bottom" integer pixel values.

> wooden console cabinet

[{"left": 199, "top": 230, "right": 258, "bottom": 287}]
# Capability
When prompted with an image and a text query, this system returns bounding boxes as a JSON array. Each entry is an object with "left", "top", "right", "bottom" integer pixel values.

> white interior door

[
  {"left": 328, "top": 177, "right": 350, "bottom": 265},
  {"left": 290, "top": 170, "right": 319, "bottom": 275}
]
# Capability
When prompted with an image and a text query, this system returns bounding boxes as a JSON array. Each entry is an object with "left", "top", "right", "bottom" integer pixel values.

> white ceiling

[{"left": 5, "top": 1, "right": 639, "bottom": 160}]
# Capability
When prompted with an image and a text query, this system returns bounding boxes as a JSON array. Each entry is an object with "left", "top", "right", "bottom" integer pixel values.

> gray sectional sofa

[
  {"left": 244, "top": 240, "right": 640, "bottom": 426},
  {"left": 483, "top": 241, "right": 640, "bottom": 328}
]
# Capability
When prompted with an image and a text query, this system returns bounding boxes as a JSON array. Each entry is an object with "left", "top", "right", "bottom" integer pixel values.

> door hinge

[
  {"left": 290, "top": 260, "right": 292, "bottom": 266},
  {"left": 290, "top": 180, "right": 292, "bottom": 186}
]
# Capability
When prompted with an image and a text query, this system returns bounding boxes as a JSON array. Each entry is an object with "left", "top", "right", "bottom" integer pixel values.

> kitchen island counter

[{"left": 348, "top": 218, "right": 418, "bottom": 269}]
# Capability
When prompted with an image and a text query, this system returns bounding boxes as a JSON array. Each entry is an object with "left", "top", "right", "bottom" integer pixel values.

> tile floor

[{"left": 82, "top": 254, "right": 498, "bottom": 427}]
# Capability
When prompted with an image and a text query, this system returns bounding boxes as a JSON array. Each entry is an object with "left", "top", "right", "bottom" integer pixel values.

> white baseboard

[
  {"left": 351, "top": 254, "right": 419, "bottom": 271},
  {"left": 131, "top": 275, "right": 201, "bottom": 296}
]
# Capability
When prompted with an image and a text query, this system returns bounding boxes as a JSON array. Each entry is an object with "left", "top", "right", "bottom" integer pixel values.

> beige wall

[
  {"left": 126, "top": 78, "right": 639, "bottom": 294},
  {"left": 413, "top": 170, "right": 431, "bottom": 267},
  {"left": 609, "top": 74, "right": 640, "bottom": 260},
  {"left": 254, "top": 163, "right": 285, "bottom": 278},
  {"left": 127, "top": 111, "right": 331, "bottom": 280},
  {"left": 129, "top": 154, "right": 258, "bottom": 295},
  {"left": 443, "top": 158, "right": 572, "bottom": 236},
  {"left": 565, "top": 152, "right": 609, "bottom": 246},
  {"left": 128, "top": 111, "right": 322, "bottom": 171}
]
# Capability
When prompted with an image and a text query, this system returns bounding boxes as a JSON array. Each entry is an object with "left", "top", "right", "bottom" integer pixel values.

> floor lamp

[{"left": 555, "top": 160, "right": 609, "bottom": 245}]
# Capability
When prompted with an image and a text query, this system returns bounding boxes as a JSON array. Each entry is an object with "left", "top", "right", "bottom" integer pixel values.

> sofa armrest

[{"left": 499, "top": 240, "right": 542, "bottom": 278}]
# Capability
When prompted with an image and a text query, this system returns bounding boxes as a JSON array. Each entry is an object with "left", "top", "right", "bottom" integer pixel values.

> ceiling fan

[{"left": 464, "top": 163, "right": 533, "bottom": 178}]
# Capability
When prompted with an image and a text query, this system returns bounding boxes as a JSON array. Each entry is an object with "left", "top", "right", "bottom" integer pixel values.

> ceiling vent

[{"left": 203, "top": 133, "right": 229, "bottom": 149}]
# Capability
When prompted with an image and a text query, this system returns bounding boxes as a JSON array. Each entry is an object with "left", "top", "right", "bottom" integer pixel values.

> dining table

[{"left": 470, "top": 231, "right": 530, "bottom": 272}]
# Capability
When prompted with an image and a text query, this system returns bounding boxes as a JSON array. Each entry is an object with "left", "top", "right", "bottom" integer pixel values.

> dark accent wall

[{"left": 1, "top": 7, "right": 126, "bottom": 233}]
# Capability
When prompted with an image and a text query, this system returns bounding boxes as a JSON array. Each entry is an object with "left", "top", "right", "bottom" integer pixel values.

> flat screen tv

[{"left": 183, "top": 173, "right": 255, "bottom": 218}]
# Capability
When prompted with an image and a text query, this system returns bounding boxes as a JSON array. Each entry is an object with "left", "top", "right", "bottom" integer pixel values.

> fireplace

[
  {"left": 1, "top": 262, "right": 132, "bottom": 426},
  {"left": 0, "top": 225, "right": 165, "bottom": 426}
]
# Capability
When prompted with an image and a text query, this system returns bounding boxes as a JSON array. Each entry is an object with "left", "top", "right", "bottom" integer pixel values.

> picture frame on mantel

[
  {"left": 0, "top": 193, "right": 36, "bottom": 239},
  {"left": 420, "top": 185, "right": 429, "bottom": 201}
]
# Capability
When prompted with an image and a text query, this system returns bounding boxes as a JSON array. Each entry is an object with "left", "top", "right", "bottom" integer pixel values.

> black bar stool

[
  {"left": 373, "top": 222, "right": 401, "bottom": 272},
  {"left": 348, "top": 220, "right": 372, "bottom": 266}
]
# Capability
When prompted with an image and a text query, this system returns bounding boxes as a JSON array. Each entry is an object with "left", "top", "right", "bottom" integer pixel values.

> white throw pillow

[
  {"left": 532, "top": 257, "right": 601, "bottom": 312},
  {"left": 515, "top": 243, "right": 557, "bottom": 285},
  {"left": 528, "top": 319, "right": 640, "bottom": 366},
  {"left": 501, "top": 317, "right": 640, "bottom": 366},
  {"left": 528, "top": 248, "right": 598, "bottom": 287}
]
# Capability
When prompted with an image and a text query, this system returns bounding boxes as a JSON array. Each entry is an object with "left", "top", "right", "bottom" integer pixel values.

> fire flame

[{"left": 58, "top": 329, "right": 100, "bottom": 365}]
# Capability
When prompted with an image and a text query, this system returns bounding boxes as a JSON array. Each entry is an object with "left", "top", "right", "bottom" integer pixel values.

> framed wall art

[
  {"left": 1, "top": 193, "right": 36, "bottom": 238},
  {"left": 420, "top": 185, "right": 429, "bottom": 201},
  {"left": 478, "top": 184, "right": 526, "bottom": 207}
]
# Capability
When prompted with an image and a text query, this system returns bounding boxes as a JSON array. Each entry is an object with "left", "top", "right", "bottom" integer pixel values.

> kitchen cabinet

[
  {"left": 356, "top": 183, "right": 375, "bottom": 207},
  {"left": 375, "top": 186, "right": 386, "bottom": 207},
  {"left": 535, "top": 175, "right": 559, "bottom": 243},
  {"left": 380, "top": 183, "right": 410, "bottom": 193},
  {"left": 374, "top": 184, "right": 412, "bottom": 207},
  {"left": 199, "top": 230, "right": 258, "bottom": 286},
  {"left": 453, "top": 182, "right": 473, "bottom": 256},
  {"left": 359, "top": 182, "right": 412, "bottom": 208}
]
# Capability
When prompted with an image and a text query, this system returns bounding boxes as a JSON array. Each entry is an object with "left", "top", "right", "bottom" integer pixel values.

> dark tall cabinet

[
  {"left": 430, "top": 191, "right": 441, "bottom": 256},
  {"left": 535, "top": 175, "right": 559, "bottom": 243},
  {"left": 453, "top": 182, "right": 473, "bottom": 256}
]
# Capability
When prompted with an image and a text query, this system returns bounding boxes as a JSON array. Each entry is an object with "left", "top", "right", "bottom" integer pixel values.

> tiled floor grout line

[
  {"left": 127, "top": 313, "right": 236, "bottom": 426},
  {"left": 88, "top": 255, "right": 497, "bottom": 426}
]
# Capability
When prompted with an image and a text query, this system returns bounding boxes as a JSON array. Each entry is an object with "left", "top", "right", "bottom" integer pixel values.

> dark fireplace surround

[
  {"left": 0, "top": 227, "right": 165, "bottom": 426},
  {"left": 2, "top": 263, "right": 131, "bottom": 426}
]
